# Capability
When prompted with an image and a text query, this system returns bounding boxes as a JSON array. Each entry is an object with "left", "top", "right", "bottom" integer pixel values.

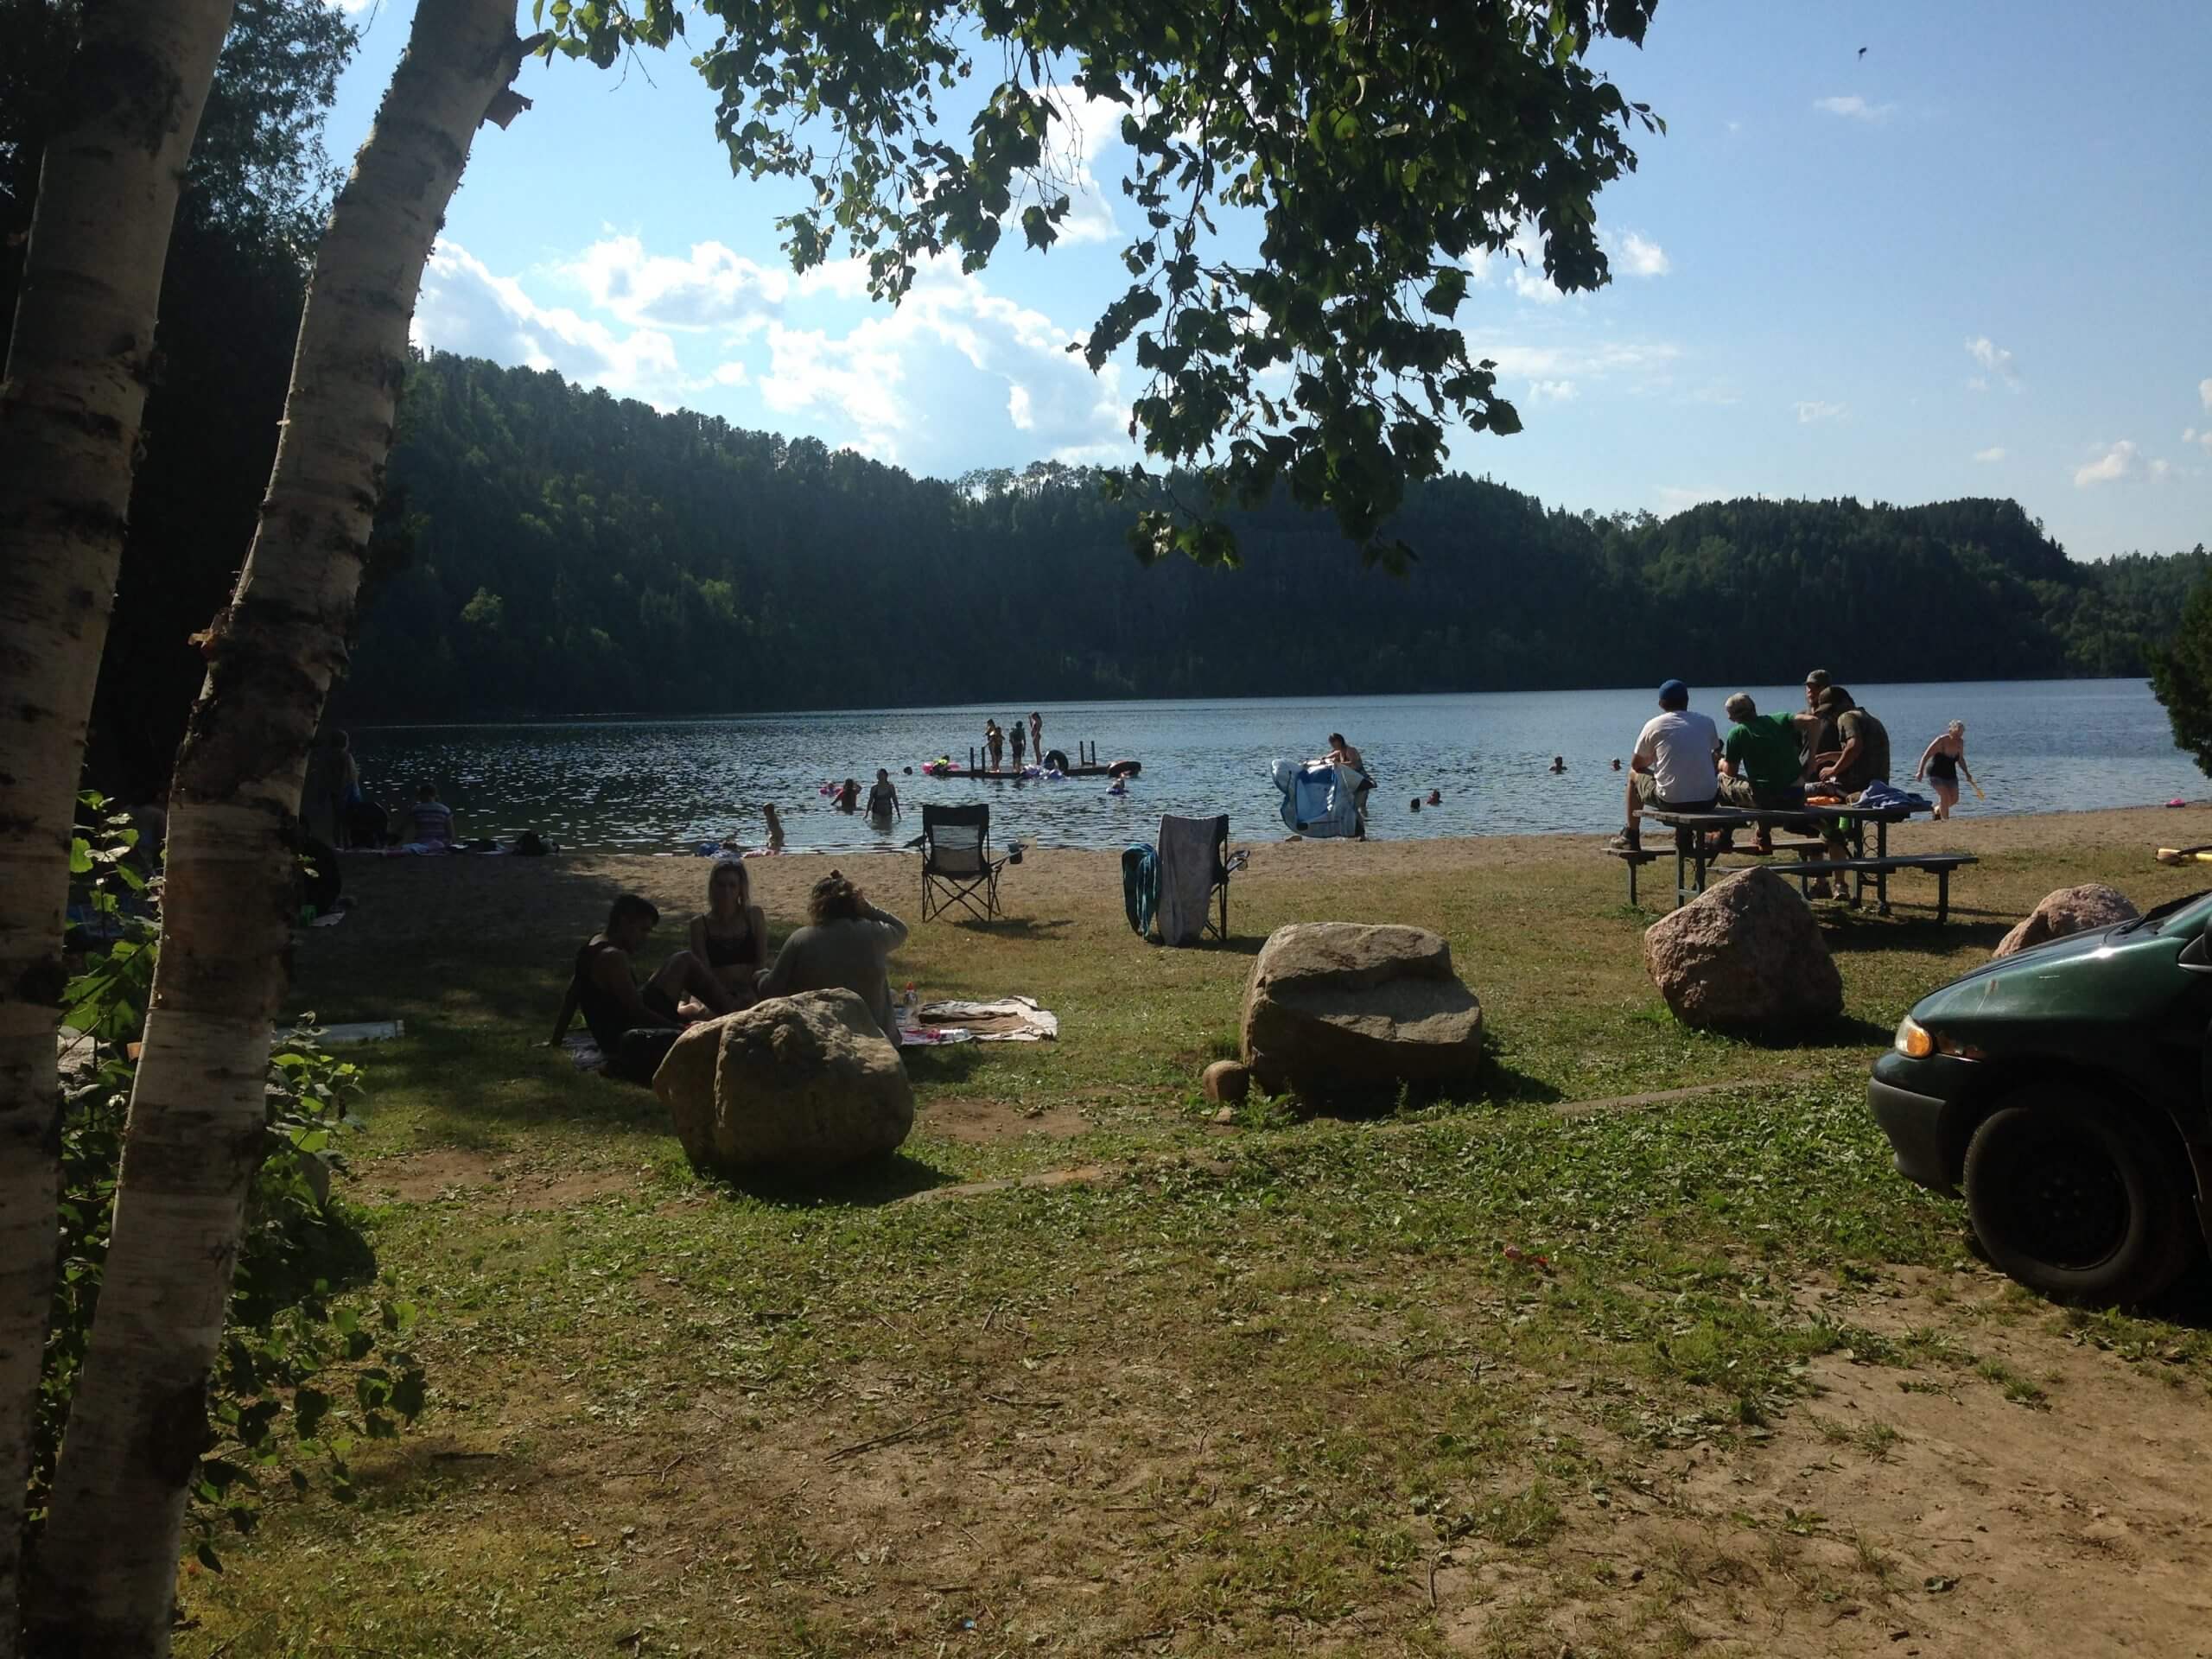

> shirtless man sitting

[{"left": 550, "top": 893, "right": 735, "bottom": 1084}]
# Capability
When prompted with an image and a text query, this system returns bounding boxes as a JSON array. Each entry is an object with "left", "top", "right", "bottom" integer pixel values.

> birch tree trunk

[
  {"left": 0, "top": 5, "right": 235, "bottom": 1654},
  {"left": 26, "top": 4, "right": 537, "bottom": 1652}
]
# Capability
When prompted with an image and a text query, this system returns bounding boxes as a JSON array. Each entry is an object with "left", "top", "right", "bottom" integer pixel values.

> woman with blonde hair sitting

[{"left": 755, "top": 870, "right": 909, "bottom": 1045}]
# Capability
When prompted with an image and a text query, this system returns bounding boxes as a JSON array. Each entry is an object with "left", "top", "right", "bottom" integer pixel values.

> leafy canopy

[
  {"left": 537, "top": 0, "right": 1660, "bottom": 569},
  {"left": 2151, "top": 560, "right": 2212, "bottom": 778}
]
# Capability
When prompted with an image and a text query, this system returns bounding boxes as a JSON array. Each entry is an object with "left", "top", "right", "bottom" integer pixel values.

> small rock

[
  {"left": 1212, "top": 1106, "right": 1235, "bottom": 1125},
  {"left": 1201, "top": 1058, "right": 1250, "bottom": 1104},
  {"left": 1992, "top": 883, "right": 2137, "bottom": 958}
]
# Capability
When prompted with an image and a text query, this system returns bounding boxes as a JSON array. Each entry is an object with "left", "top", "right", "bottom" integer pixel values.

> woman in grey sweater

[{"left": 754, "top": 870, "right": 909, "bottom": 1044}]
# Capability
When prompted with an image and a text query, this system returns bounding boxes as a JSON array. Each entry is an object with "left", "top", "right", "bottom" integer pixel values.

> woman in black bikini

[
  {"left": 1914, "top": 721, "right": 1974, "bottom": 821},
  {"left": 688, "top": 860, "right": 767, "bottom": 1005}
]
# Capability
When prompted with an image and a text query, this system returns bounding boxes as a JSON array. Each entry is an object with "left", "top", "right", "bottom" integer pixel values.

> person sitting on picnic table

[
  {"left": 1806, "top": 686, "right": 1892, "bottom": 899},
  {"left": 1717, "top": 692, "right": 1821, "bottom": 855},
  {"left": 1610, "top": 679, "right": 1720, "bottom": 852},
  {"left": 551, "top": 893, "right": 736, "bottom": 1084},
  {"left": 755, "top": 870, "right": 909, "bottom": 1046}
]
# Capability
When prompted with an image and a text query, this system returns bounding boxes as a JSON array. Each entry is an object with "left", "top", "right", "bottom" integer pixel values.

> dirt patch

[
  {"left": 359, "top": 1150, "right": 638, "bottom": 1211},
  {"left": 918, "top": 1096, "right": 1090, "bottom": 1143},
  {"left": 1443, "top": 1280, "right": 2212, "bottom": 1657}
]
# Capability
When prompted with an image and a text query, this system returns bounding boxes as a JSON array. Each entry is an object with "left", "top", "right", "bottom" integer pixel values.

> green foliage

[
  {"left": 2150, "top": 553, "right": 2212, "bottom": 777},
  {"left": 538, "top": 0, "right": 1660, "bottom": 565},
  {"left": 335, "top": 353, "right": 2201, "bottom": 718},
  {"left": 31, "top": 803, "right": 424, "bottom": 1571}
]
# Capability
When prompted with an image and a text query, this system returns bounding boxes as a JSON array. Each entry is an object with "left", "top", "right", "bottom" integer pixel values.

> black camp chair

[{"left": 920, "top": 803, "right": 1008, "bottom": 922}]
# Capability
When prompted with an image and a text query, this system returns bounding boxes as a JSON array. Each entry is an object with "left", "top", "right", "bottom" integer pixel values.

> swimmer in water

[
  {"left": 1426, "top": 789, "right": 1441, "bottom": 806},
  {"left": 1409, "top": 797, "right": 1421, "bottom": 812},
  {"left": 1548, "top": 756, "right": 1566, "bottom": 773}
]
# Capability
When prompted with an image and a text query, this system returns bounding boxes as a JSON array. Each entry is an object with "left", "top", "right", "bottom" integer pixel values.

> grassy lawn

[{"left": 174, "top": 817, "right": 2212, "bottom": 1656}]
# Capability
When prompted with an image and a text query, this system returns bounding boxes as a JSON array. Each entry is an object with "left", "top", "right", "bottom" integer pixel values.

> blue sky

[{"left": 328, "top": 1, "right": 2210, "bottom": 560}]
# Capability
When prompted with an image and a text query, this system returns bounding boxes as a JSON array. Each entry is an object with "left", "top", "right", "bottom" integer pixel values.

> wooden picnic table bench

[
  {"left": 1758, "top": 854, "right": 1978, "bottom": 923},
  {"left": 1602, "top": 839, "right": 1824, "bottom": 906},
  {"left": 1627, "top": 801, "right": 1968, "bottom": 918}
]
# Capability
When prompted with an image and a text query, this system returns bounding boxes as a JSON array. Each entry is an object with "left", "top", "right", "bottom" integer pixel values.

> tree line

[{"left": 329, "top": 349, "right": 2210, "bottom": 724}]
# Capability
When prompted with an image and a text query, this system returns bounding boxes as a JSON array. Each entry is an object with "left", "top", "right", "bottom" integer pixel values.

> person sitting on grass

[
  {"left": 1717, "top": 692, "right": 1820, "bottom": 854},
  {"left": 551, "top": 893, "right": 735, "bottom": 1084},
  {"left": 1609, "top": 679, "right": 1720, "bottom": 852},
  {"left": 755, "top": 870, "right": 910, "bottom": 1047},
  {"left": 406, "top": 782, "right": 455, "bottom": 848},
  {"left": 688, "top": 860, "right": 766, "bottom": 1007}
]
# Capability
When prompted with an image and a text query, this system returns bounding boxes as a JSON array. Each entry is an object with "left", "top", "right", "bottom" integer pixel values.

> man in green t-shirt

[{"left": 1718, "top": 692, "right": 1821, "bottom": 854}]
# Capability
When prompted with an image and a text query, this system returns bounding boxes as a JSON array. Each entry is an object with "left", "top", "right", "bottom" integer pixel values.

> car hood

[{"left": 1914, "top": 917, "right": 2187, "bottom": 1027}]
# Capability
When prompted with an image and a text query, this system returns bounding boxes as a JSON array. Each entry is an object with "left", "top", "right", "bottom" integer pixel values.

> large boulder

[
  {"left": 653, "top": 989, "right": 913, "bottom": 1173},
  {"left": 1239, "top": 923, "right": 1484, "bottom": 1100},
  {"left": 1643, "top": 868, "right": 1842, "bottom": 1030},
  {"left": 1992, "top": 883, "right": 2139, "bottom": 959}
]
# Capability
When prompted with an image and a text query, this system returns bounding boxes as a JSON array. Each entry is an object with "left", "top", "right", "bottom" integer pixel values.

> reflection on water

[{"left": 346, "top": 680, "right": 2199, "bottom": 855}]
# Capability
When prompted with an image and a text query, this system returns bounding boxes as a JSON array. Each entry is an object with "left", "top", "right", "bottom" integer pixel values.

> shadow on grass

[
  {"left": 1818, "top": 909, "right": 2012, "bottom": 955},
  {"left": 1720, "top": 1012, "right": 1896, "bottom": 1052},
  {"left": 698, "top": 1150, "right": 955, "bottom": 1208},
  {"left": 932, "top": 914, "right": 1073, "bottom": 939}
]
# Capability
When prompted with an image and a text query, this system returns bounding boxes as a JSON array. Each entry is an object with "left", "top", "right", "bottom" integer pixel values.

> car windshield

[{"left": 2115, "top": 888, "right": 2212, "bottom": 937}]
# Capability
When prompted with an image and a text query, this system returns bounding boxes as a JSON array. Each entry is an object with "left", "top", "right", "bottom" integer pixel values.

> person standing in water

[
  {"left": 1548, "top": 755, "right": 1566, "bottom": 773},
  {"left": 866, "top": 769, "right": 901, "bottom": 819},
  {"left": 1915, "top": 721, "right": 1975, "bottom": 820}
]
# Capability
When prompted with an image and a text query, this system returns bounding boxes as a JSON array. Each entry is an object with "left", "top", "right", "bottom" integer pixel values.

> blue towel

[{"left": 1121, "top": 843, "right": 1158, "bottom": 936}]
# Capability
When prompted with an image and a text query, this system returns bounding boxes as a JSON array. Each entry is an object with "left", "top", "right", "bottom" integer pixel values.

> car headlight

[{"left": 1893, "top": 1014, "right": 1982, "bottom": 1061}]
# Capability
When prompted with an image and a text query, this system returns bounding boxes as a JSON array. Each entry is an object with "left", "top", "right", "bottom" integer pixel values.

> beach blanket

[
  {"left": 901, "top": 996, "right": 1058, "bottom": 1044},
  {"left": 1155, "top": 815, "right": 1218, "bottom": 946}
]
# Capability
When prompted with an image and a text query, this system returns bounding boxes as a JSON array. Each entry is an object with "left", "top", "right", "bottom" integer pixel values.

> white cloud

[
  {"left": 1656, "top": 486, "right": 1722, "bottom": 514},
  {"left": 1527, "top": 379, "right": 1577, "bottom": 403},
  {"left": 1613, "top": 231, "right": 1671, "bottom": 278},
  {"left": 1814, "top": 95, "right": 1894, "bottom": 122},
  {"left": 1974, "top": 445, "right": 2006, "bottom": 462},
  {"left": 2074, "top": 440, "right": 2139, "bottom": 488},
  {"left": 751, "top": 257, "right": 1128, "bottom": 469},
  {"left": 1460, "top": 332, "right": 1682, "bottom": 386},
  {"left": 1964, "top": 335, "right": 2020, "bottom": 389},
  {"left": 2201, "top": 377, "right": 2212, "bottom": 411},
  {"left": 710, "top": 361, "right": 749, "bottom": 387},
  {"left": 414, "top": 242, "right": 685, "bottom": 404},
  {"left": 568, "top": 235, "right": 786, "bottom": 330},
  {"left": 1794, "top": 399, "right": 1846, "bottom": 423},
  {"left": 2149, "top": 457, "right": 2173, "bottom": 480}
]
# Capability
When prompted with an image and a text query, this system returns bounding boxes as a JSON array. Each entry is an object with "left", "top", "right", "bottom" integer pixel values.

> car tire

[{"left": 1961, "top": 1088, "right": 2196, "bottom": 1306}]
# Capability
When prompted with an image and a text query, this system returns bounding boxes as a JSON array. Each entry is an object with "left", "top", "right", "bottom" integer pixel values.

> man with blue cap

[{"left": 1609, "top": 679, "right": 1722, "bottom": 851}]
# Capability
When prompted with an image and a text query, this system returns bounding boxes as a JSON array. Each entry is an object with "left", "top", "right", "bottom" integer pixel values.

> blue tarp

[{"left": 1269, "top": 759, "right": 1365, "bottom": 838}]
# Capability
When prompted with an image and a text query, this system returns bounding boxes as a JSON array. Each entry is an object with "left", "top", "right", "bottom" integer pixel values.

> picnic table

[{"left": 1612, "top": 801, "right": 1976, "bottom": 920}]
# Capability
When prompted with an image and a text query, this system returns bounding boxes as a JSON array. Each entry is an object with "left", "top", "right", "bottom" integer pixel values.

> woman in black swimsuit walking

[
  {"left": 1915, "top": 720, "right": 1974, "bottom": 820},
  {"left": 689, "top": 859, "right": 767, "bottom": 1005}
]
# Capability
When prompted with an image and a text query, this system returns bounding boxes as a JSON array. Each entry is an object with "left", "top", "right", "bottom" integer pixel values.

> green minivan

[{"left": 1868, "top": 888, "right": 2212, "bottom": 1304}]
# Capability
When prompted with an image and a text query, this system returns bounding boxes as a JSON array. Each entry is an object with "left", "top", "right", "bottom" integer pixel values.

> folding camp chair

[
  {"left": 1156, "top": 814, "right": 1248, "bottom": 944},
  {"left": 920, "top": 803, "right": 1008, "bottom": 922}
]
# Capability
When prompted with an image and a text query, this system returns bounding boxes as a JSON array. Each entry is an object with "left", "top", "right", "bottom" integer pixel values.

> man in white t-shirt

[{"left": 1610, "top": 679, "right": 1721, "bottom": 851}]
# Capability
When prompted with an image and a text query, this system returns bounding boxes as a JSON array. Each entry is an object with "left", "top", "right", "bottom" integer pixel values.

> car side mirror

[{"left": 2181, "top": 931, "right": 2212, "bottom": 975}]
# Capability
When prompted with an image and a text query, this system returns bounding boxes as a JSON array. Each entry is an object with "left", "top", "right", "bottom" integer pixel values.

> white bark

[
  {"left": 25, "top": 4, "right": 536, "bottom": 1653},
  {"left": 0, "top": 5, "right": 236, "bottom": 1655}
]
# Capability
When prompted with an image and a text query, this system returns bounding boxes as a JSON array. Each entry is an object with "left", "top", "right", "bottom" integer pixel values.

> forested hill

[{"left": 338, "top": 352, "right": 2209, "bottom": 720}]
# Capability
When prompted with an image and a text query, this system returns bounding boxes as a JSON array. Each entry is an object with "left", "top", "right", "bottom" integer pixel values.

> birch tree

[
  {"left": 24, "top": 2, "right": 540, "bottom": 1651},
  {"left": 0, "top": 5, "right": 236, "bottom": 1651}
]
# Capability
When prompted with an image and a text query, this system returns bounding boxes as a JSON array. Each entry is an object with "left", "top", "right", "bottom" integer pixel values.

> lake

[{"left": 346, "top": 679, "right": 2201, "bottom": 855}]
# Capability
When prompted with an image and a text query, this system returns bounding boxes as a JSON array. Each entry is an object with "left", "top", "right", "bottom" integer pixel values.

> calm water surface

[{"left": 349, "top": 679, "right": 2199, "bottom": 855}]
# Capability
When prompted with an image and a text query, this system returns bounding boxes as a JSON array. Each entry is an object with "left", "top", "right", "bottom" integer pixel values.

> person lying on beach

[
  {"left": 755, "top": 871, "right": 910, "bottom": 1046},
  {"left": 867, "top": 769, "right": 901, "bottom": 819},
  {"left": 689, "top": 860, "right": 766, "bottom": 1005},
  {"left": 551, "top": 893, "right": 735, "bottom": 1084}
]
